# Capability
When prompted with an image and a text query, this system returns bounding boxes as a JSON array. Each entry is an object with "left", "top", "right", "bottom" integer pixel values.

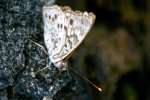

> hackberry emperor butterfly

[
  {"left": 43, "top": 5, "right": 95, "bottom": 70},
  {"left": 31, "top": 5, "right": 101, "bottom": 92}
]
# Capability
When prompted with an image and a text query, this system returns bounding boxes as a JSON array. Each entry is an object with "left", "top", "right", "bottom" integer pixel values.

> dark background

[{"left": 56, "top": 0, "right": 150, "bottom": 100}]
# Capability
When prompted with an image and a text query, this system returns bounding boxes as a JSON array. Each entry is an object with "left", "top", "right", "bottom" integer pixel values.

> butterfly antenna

[
  {"left": 29, "top": 39, "right": 52, "bottom": 74},
  {"left": 35, "top": 65, "right": 50, "bottom": 74},
  {"left": 29, "top": 39, "right": 48, "bottom": 55},
  {"left": 70, "top": 67, "right": 102, "bottom": 92}
]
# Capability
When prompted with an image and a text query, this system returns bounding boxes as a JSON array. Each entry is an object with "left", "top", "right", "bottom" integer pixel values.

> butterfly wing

[
  {"left": 43, "top": 5, "right": 95, "bottom": 64},
  {"left": 59, "top": 7, "right": 96, "bottom": 61},
  {"left": 43, "top": 5, "right": 67, "bottom": 63}
]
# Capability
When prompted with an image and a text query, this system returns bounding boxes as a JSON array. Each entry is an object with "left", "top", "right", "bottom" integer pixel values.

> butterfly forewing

[
  {"left": 43, "top": 6, "right": 66, "bottom": 62},
  {"left": 43, "top": 5, "right": 95, "bottom": 67}
]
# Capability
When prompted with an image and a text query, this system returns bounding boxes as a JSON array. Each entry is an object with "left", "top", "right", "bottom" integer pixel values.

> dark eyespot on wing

[
  {"left": 57, "top": 24, "right": 62, "bottom": 29},
  {"left": 54, "top": 14, "right": 57, "bottom": 19},
  {"left": 52, "top": 18, "right": 54, "bottom": 22},
  {"left": 45, "top": 13, "right": 47, "bottom": 18},
  {"left": 69, "top": 19, "right": 73, "bottom": 25},
  {"left": 64, "top": 26, "right": 67, "bottom": 32},
  {"left": 68, "top": 39, "right": 72, "bottom": 48},
  {"left": 49, "top": 16, "right": 51, "bottom": 20},
  {"left": 60, "top": 24, "right": 63, "bottom": 28}
]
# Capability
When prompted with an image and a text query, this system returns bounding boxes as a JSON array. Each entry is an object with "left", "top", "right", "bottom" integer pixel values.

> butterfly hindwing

[{"left": 59, "top": 9, "right": 96, "bottom": 61}]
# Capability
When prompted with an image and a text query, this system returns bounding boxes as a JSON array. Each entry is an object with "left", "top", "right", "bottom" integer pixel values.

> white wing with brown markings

[{"left": 43, "top": 5, "right": 95, "bottom": 69}]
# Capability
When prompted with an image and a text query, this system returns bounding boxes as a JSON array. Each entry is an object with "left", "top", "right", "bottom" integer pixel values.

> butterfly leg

[
  {"left": 29, "top": 39, "right": 52, "bottom": 73},
  {"left": 29, "top": 39, "right": 48, "bottom": 55}
]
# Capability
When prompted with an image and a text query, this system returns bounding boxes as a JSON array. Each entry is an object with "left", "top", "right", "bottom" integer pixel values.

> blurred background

[{"left": 56, "top": 0, "right": 150, "bottom": 100}]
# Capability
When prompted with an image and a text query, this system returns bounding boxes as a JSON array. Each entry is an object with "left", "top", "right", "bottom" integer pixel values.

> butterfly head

[{"left": 53, "top": 61, "right": 68, "bottom": 70}]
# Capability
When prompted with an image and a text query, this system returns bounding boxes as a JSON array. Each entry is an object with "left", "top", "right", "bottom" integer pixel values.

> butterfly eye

[{"left": 69, "top": 19, "right": 73, "bottom": 25}]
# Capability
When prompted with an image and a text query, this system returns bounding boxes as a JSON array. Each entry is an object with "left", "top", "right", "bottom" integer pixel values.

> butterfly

[{"left": 42, "top": 5, "right": 96, "bottom": 70}]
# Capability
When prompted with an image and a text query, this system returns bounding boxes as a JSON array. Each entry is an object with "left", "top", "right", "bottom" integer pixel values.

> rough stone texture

[{"left": 0, "top": 0, "right": 77, "bottom": 100}]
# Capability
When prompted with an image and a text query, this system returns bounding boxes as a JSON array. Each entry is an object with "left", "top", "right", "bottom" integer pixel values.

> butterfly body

[{"left": 43, "top": 5, "right": 95, "bottom": 70}]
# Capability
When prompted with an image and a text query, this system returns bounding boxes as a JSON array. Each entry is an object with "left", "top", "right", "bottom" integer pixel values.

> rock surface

[{"left": 0, "top": 0, "right": 76, "bottom": 99}]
